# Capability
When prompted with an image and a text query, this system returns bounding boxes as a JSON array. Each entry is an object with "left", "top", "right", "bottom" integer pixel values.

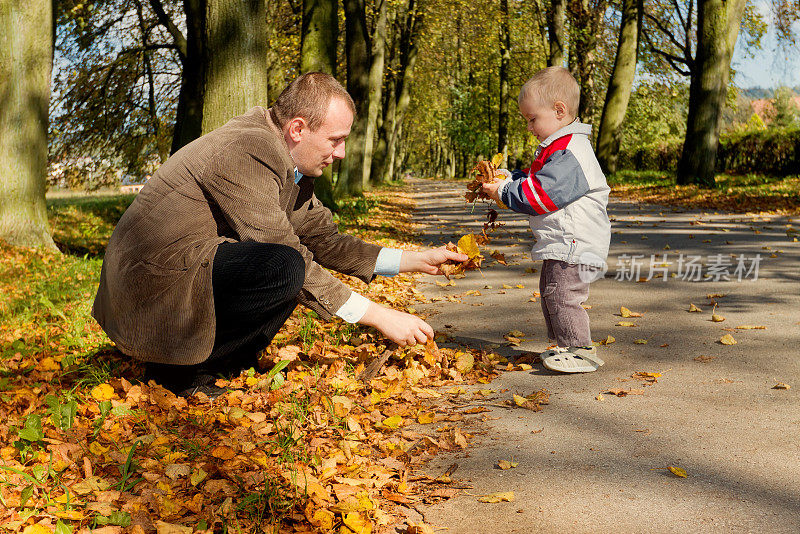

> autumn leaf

[
  {"left": 604, "top": 388, "right": 645, "bottom": 397},
  {"left": 381, "top": 415, "right": 404, "bottom": 430},
  {"left": 601, "top": 335, "right": 616, "bottom": 345},
  {"left": 210, "top": 446, "right": 236, "bottom": 460},
  {"left": 719, "top": 334, "right": 737, "bottom": 345},
  {"left": 634, "top": 339, "right": 648, "bottom": 344},
  {"left": 497, "top": 460, "right": 518, "bottom": 470},
  {"left": 478, "top": 491, "right": 515, "bottom": 503},
  {"left": 735, "top": 325, "right": 766, "bottom": 330},
  {"left": 417, "top": 412, "right": 436, "bottom": 424},
  {"left": 620, "top": 306, "right": 642, "bottom": 318},
  {"left": 667, "top": 466, "right": 688, "bottom": 478},
  {"left": 90, "top": 383, "right": 115, "bottom": 401},
  {"left": 772, "top": 383, "right": 791, "bottom": 390},
  {"left": 454, "top": 352, "right": 474, "bottom": 374},
  {"left": 616, "top": 322, "right": 638, "bottom": 327},
  {"left": 490, "top": 251, "right": 507, "bottom": 265},
  {"left": 688, "top": 303, "right": 702, "bottom": 312}
]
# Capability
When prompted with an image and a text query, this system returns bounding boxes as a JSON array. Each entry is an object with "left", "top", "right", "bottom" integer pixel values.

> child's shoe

[{"left": 542, "top": 346, "right": 604, "bottom": 373}]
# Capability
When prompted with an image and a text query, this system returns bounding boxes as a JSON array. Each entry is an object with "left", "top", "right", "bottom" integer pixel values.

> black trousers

[{"left": 145, "top": 242, "right": 305, "bottom": 393}]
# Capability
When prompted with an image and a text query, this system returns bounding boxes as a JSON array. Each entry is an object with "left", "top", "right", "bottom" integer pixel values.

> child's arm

[{"left": 495, "top": 151, "right": 591, "bottom": 216}]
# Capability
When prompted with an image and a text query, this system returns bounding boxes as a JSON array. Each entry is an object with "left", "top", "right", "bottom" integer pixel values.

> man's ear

[
  {"left": 553, "top": 101, "right": 568, "bottom": 119},
  {"left": 287, "top": 117, "right": 306, "bottom": 143}
]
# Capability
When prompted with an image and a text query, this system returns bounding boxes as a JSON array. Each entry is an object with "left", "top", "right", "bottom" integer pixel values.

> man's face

[
  {"left": 289, "top": 97, "right": 353, "bottom": 177},
  {"left": 519, "top": 97, "right": 568, "bottom": 142}
]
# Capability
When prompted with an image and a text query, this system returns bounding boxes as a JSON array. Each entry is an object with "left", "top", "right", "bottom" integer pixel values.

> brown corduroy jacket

[{"left": 92, "top": 107, "right": 382, "bottom": 365}]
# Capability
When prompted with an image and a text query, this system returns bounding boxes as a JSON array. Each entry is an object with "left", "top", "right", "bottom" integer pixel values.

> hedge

[{"left": 617, "top": 127, "right": 800, "bottom": 176}]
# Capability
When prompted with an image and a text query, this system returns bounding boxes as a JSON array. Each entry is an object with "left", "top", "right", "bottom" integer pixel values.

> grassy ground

[
  {"left": 1, "top": 186, "right": 503, "bottom": 534},
  {"left": 607, "top": 171, "right": 800, "bottom": 214}
]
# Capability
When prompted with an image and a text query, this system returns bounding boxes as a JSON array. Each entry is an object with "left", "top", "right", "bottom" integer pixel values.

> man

[{"left": 92, "top": 73, "right": 465, "bottom": 396}]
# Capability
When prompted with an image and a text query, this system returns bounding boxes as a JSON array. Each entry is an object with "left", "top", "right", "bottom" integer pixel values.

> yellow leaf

[
  {"left": 407, "top": 522, "right": 436, "bottom": 534},
  {"left": 513, "top": 394, "right": 528, "bottom": 407},
  {"left": 620, "top": 306, "right": 642, "bottom": 318},
  {"left": 720, "top": 334, "right": 737, "bottom": 345},
  {"left": 634, "top": 339, "right": 648, "bottom": 344},
  {"left": 667, "top": 466, "right": 688, "bottom": 478},
  {"left": 491, "top": 152, "right": 504, "bottom": 167},
  {"left": 342, "top": 511, "right": 372, "bottom": 534},
  {"left": 711, "top": 314, "right": 725, "bottom": 322},
  {"left": 477, "top": 389, "right": 494, "bottom": 396},
  {"left": 54, "top": 510, "right": 86, "bottom": 520},
  {"left": 616, "top": 322, "right": 637, "bottom": 327},
  {"left": 309, "top": 508, "right": 335, "bottom": 530},
  {"left": 735, "top": 325, "right": 766, "bottom": 330},
  {"left": 211, "top": 446, "right": 236, "bottom": 460},
  {"left": 454, "top": 352, "right": 474, "bottom": 374},
  {"left": 22, "top": 526, "right": 53, "bottom": 534},
  {"left": 501, "top": 283, "right": 512, "bottom": 289},
  {"left": 382, "top": 415, "right": 403, "bottom": 429},
  {"left": 506, "top": 330, "right": 524, "bottom": 338},
  {"left": 518, "top": 363, "right": 532, "bottom": 371},
  {"left": 497, "top": 460, "right": 518, "bottom": 470},
  {"left": 39, "top": 357, "right": 60, "bottom": 372},
  {"left": 688, "top": 303, "right": 702, "bottom": 312},
  {"left": 89, "top": 441, "right": 109, "bottom": 456},
  {"left": 515, "top": 284, "right": 525, "bottom": 289},
  {"left": 417, "top": 412, "right": 436, "bottom": 424},
  {"left": 477, "top": 491, "right": 515, "bottom": 503},
  {"left": 603, "top": 335, "right": 616, "bottom": 345},
  {"left": 772, "top": 382, "right": 791, "bottom": 390},
  {"left": 91, "top": 383, "right": 115, "bottom": 401},
  {"left": 457, "top": 234, "right": 480, "bottom": 259}
]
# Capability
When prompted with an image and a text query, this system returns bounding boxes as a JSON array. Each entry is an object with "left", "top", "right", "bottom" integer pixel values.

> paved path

[{"left": 409, "top": 178, "right": 800, "bottom": 533}]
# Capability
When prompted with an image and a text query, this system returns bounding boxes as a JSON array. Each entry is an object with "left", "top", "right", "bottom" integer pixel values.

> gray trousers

[{"left": 539, "top": 259, "right": 593, "bottom": 347}]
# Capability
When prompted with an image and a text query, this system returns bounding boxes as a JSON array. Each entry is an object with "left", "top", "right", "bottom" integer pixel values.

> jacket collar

[{"left": 538, "top": 118, "right": 592, "bottom": 148}]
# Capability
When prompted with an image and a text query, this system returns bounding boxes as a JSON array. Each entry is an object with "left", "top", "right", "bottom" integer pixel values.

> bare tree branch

[{"left": 147, "top": 0, "right": 187, "bottom": 60}]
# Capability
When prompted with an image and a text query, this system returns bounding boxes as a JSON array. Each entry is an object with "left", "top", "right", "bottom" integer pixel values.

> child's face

[{"left": 519, "top": 97, "right": 571, "bottom": 142}]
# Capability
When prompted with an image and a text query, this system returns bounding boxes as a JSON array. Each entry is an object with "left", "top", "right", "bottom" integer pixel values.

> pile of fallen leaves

[{"left": 0, "top": 186, "right": 544, "bottom": 534}]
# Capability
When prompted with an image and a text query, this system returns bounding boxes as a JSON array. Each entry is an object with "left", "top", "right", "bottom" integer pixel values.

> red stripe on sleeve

[
  {"left": 528, "top": 175, "right": 559, "bottom": 212},
  {"left": 521, "top": 179, "right": 545, "bottom": 214}
]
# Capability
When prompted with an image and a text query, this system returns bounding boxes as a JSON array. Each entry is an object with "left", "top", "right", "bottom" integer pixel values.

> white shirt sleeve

[
  {"left": 374, "top": 247, "right": 403, "bottom": 276},
  {"left": 335, "top": 291, "right": 371, "bottom": 323}
]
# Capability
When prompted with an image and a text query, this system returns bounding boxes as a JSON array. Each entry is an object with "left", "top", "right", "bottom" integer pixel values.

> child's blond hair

[{"left": 518, "top": 66, "right": 580, "bottom": 117}]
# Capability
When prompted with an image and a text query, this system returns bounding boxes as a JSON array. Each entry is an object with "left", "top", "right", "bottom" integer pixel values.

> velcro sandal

[{"left": 542, "top": 346, "right": 604, "bottom": 373}]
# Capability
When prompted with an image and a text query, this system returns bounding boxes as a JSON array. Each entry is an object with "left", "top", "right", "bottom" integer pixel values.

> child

[{"left": 482, "top": 66, "right": 610, "bottom": 373}]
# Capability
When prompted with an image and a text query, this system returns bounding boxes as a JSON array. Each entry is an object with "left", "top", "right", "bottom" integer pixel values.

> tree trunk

[
  {"left": 677, "top": 0, "right": 747, "bottom": 186},
  {"left": 382, "top": 0, "right": 422, "bottom": 183},
  {"left": 171, "top": 0, "right": 206, "bottom": 154},
  {"left": 497, "top": 0, "right": 511, "bottom": 161},
  {"left": 0, "top": 0, "right": 57, "bottom": 250},
  {"left": 301, "top": 0, "right": 338, "bottom": 208},
  {"left": 361, "top": 0, "right": 387, "bottom": 189},
  {"left": 371, "top": 48, "right": 397, "bottom": 185},
  {"left": 548, "top": 0, "right": 567, "bottom": 66},
  {"left": 569, "top": 0, "right": 608, "bottom": 123},
  {"left": 596, "top": 0, "right": 642, "bottom": 174},
  {"left": 337, "top": 0, "right": 371, "bottom": 197},
  {"left": 201, "top": 0, "right": 269, "bottom": 133}
]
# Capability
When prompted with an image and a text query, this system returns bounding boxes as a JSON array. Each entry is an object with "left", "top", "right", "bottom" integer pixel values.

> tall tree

[
  {"left": 497, "top": 0, "right": 511, "bottom": 159},
  {"left": 301, "top": 0, "right": 338, "bottom": 207},
  {"left": 337, "top": 0, "right": 371, "bottom": 197},
  {"left": 0, "top": 0, "right": 57, "bottom": 250},
  {"left": 548, "top": 0, "right": 567, "bottom": 66},
  {"left": 596, "top": 0, "right": 642, "bottom": 173},
  {"left": 168, "top": 0, "right": 205, "bottom": 153},
  {"left": 568, "top": 0, "right": 609, "bottom": 122},
  {"left": 361, "top": 0, "right": 388, "bottom": 188},
  {"left": 677, "top": 0, "right": 747, "bottom": 186}
]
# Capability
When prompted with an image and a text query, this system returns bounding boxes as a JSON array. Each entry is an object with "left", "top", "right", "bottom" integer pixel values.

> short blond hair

[
  {"left": 272, "top": 72, "right": 356, "bottom": 131},
  {"left": 518, "top": 67, "right": 580, "bottom": 117}
]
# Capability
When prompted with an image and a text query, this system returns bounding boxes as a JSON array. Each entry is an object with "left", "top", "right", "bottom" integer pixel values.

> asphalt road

[{"left": 409, "top": 178, "right": 800, "bottom": 534}]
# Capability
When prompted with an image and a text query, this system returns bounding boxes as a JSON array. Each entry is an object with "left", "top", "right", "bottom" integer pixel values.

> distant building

[{"left": 120, "top": 184, "right": 145, "bottom": 194}]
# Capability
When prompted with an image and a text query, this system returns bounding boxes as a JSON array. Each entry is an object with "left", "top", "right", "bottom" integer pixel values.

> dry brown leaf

[{"left": 604, "top": 388, "right": 645, "bottom": 397}]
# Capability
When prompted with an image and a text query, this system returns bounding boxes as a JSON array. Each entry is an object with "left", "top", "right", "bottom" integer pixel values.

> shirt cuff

[
  {"left": 374, "top": 247, "right": 403, "bottom": 277},
  {"left": 497, "top": 177, "right": 513, "bottom": 204},
  {"left": 335, "top": 291, "right": 371, "bottom": 323}
]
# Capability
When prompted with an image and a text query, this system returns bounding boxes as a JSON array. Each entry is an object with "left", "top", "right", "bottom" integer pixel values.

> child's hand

[{"left": 481, "top": 180, "right": 502, "bottom": 203}]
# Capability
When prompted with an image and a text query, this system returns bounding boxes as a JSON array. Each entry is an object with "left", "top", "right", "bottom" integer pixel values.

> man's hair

[
  {"left": 271, "top": 72, "right": 356, "bottom": 131},
  {"left": 518, "top": 66, "right": 580, "bottom": 117}
]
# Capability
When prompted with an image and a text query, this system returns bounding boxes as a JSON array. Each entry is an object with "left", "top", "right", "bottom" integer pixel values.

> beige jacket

[{"left": 92, "top": 107, "right": 381, "bottom": 365}]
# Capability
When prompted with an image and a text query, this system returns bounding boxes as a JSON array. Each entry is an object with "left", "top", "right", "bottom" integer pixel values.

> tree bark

[
  {"left": 548, "top": 0, "right": 567, "bottom": 66},
  {"left": 596, "top": 0, "right": 642, "bottom": 174},
  {"left": 382, "top": 0, "right": 422, "bottom": 183},
  {"left": 301, "top": 0, "right": 338, "bottom": 208},
  {"left": 677, "top": 0, "right": 747, "bottom": 186},
  {"left": 171, "top": 0, "right": 206, "bottom": 154},
  {"left": 201, "top": 0, "right": 269, "bottom": 133},
  {"left": 0, "top": 0, "right": 57, "bottom": 250},
  {"left": 497, "top": 0, "right": 511, "bottom": 161},
  {"left": 337, "top": 0, "right": 371, "bottom": 197},
  {"left": 361, "top": 0, "right": 387, "bottom": 189}
]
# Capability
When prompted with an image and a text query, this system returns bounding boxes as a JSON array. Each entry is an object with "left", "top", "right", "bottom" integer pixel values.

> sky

[{"left": 731, "top": 4, "right": 800, "bottom": 90}]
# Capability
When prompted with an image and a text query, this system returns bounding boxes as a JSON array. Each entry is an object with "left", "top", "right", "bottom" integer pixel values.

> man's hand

[
  {"left": 400, "top": 247, "right": 468, "bottom": 275},
  {"left": 359, "top": 301, "right": 434, "bottom": 346},
  {"left": 481, "top": 180, "right": 503, "bottom": 203}
]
